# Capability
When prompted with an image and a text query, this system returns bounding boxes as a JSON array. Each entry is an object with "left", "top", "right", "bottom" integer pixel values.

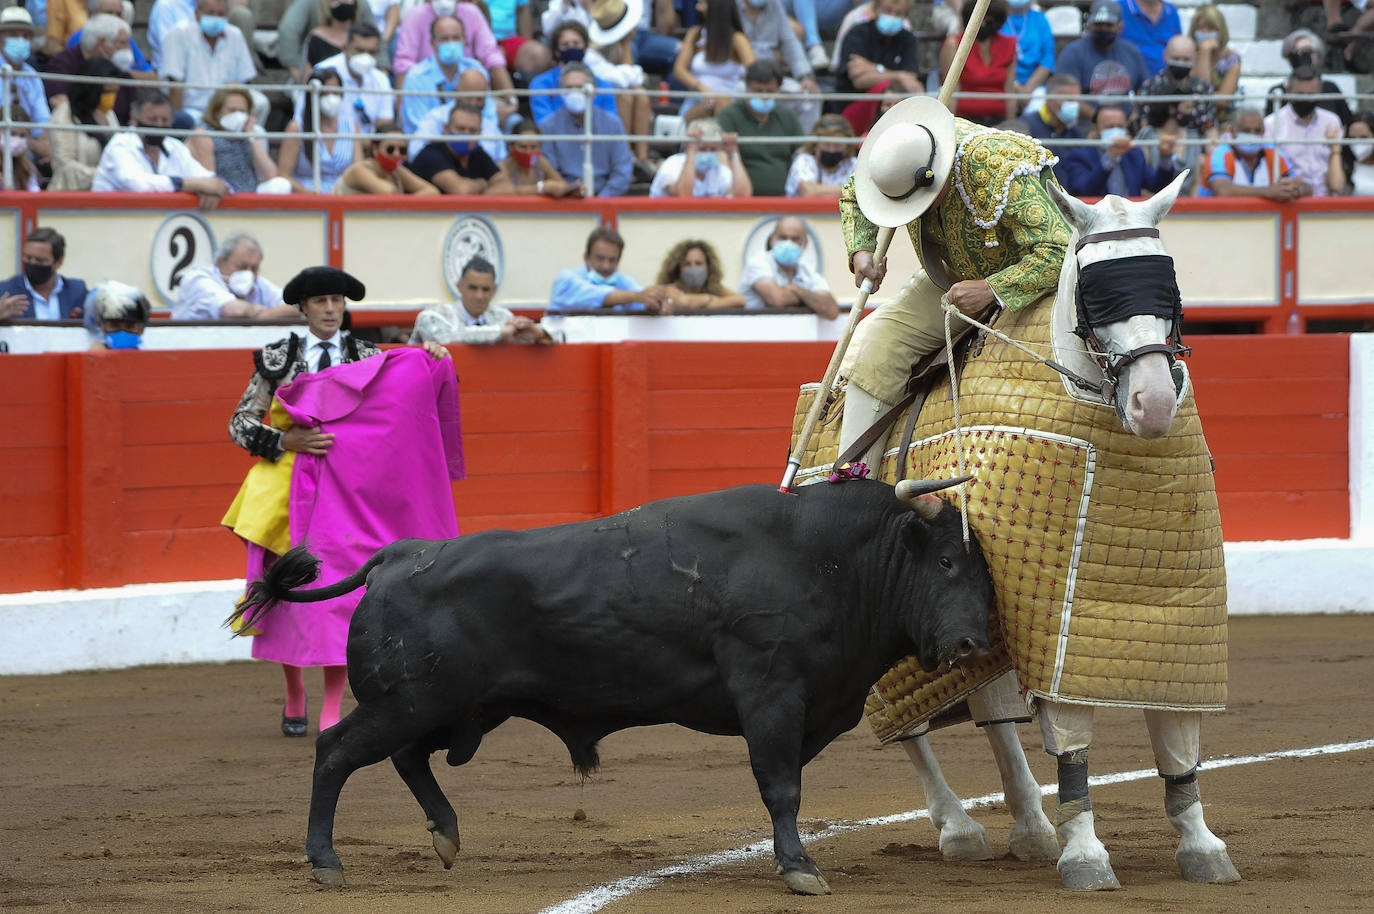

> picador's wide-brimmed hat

[
  {"left": 282, "top": 266, "right": 366, "bottom": 305},
  {"left": 854, "top": 96, "right": 957, "bottom": 228}
]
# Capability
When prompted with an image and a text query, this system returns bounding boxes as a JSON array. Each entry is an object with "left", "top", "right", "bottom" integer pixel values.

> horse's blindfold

[{"left": 1076, "top": 254, "right": 1181, "bottom": 330}]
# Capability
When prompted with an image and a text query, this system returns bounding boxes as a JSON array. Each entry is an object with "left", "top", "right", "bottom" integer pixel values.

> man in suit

[
  {"left": 1057, "top": 105, "right": 1181, "bottom": 196},
  {"left": 0, "top": 228, "right": 89, "bottom": 321}
]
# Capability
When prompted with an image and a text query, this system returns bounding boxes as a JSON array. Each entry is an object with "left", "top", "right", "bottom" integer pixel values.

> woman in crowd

[
  {"left": 497, "top": 118, "right": 571, "bottom": 197},
  {"left": 785, "top": 113, "right": 856, "bottom": 197},
  {"left": 335, "top": 121, "right": 439, "bottom": 194},
  {"left": 1268, "top": 30, "right": 1352, "bottom": 125},
  {"left": 188, "top": 88, "right": 292, "bottom": 194},
  {"left": 1341, "top": 111, "right": 1374, "bottom": 195},
  {"left": 939, "top": 0, "right": 1015, "bottom": 125},
  {"left": 673, "top": 0, "right": 756, "bottom": 121},
  {"left": 842, "top": 87, "right": 903, "bottom": 137},
  {"left": 48, "top": 58, "right": 121, "bottom": 191},
  {"left": 655, "top": 239, "right": 746, "bottom": 309},
  {"left": 277, "top": 69, "right": 360, "bottom": 193},
  {"left": 2, "top": 107, "right": 39, "bottom": 192},
  {"left": 1188, "top": 4, "right": 1241, "bottom": 117}
]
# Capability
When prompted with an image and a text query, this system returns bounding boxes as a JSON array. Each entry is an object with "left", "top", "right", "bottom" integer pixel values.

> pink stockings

[{"left": 280, "top": 664, "right": 350, "bottom": 731}]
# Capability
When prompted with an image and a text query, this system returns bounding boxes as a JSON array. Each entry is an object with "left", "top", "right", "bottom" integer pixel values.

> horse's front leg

[
  {"left": 1143, "top": 709, "right": 1241, "bottom": 884},
  {"left": 901, "top": 730, "right": 995, "bottom": 860},
  {"left": 972, "top": 672, "right": 1059, "bottom": 862},
  {"left": 1040, "top": 700, "right": 1119, "bottom": 891}
]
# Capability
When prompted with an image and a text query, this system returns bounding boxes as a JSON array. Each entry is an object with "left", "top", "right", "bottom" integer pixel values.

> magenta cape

[{"left": 249, "top": 347, "right": 464, "bottom": 667}]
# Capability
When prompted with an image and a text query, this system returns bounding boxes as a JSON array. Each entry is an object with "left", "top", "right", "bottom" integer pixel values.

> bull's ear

[{"left": 900, "top": 513, "right": 932, "bottom": 555}]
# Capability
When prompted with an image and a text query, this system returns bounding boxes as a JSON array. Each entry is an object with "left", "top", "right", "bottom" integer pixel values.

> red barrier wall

[{"left": 0, "top": 336, "right": 1350, "bottom": 594}]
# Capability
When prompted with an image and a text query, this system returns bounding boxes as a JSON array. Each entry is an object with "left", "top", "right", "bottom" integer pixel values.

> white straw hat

[
  {"left": 587, "top": 0, "right": 643, "bottom": 46},
  {"left": 854, "top": 96, "right": 957, "bottom": 228}
]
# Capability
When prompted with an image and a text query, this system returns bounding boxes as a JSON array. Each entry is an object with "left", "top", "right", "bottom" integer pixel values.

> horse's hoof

[
  {"left": 1177, "top": 849, "right": 1241, "bottom": 884},
  {"left": 940, "top": 828, "right": 996, "bottom": 861},
  {"left": 426, "top": 819, "right": 459, "bottom": 869},
  {"left": 1058, "top": 858, "right": 1120, "bottom": 891},
  {"left": 781, "top": 869, "right": 831, "bottom": 895},
  {"left": 312, "top": 866, "right": 345, "bottom": 887},
  {"left": 1009, "top": 831, "right": 1062, "bottom": 862}
]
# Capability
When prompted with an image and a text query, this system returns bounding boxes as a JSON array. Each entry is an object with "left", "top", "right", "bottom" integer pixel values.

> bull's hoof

[
  {"left": 1177, "top": 849, "right": 1241, "bottom": 884},
  {"left": 426, "top": 818, "right": 459, "bottom": 869},
  {"left": 939, "top": 827, "right": 996, "bottom": 861},
  {"left": 1009, "top": 830, "right": 1062, "bottom": 863},
  {"left": 312, "top": 866, "right": 346, "bottom": 887},
  {"left": 781, "top": 869, "right": 831, "bottom": 896},
  {"left": 1058, "top": 858, "right": 1120, "bottom": 891}
]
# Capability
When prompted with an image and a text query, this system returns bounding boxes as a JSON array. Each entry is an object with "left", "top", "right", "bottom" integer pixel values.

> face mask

[
  {"left": 375, "top": 150, "right": 404, "bottom": 171},
  {"left": 349, "top": 52, "right": 377, "bottom": 77},
  {"left": 199, "top": 15, "right": 228, "bottom": 37},
  {"left": 1352, "top": 141, "right": 1374, "bottom": 162},
  {"left": 694, "top": 151, "right": 718, "bottom": 173},
  {"left": 746, "top": 0, "right": 767, "bottom": 6},
  {"left": 111, "top": 47, "right": 135, "bottom": 70},
  {"left": 771, "top": 239, "right": 802, "bottom": 266},
  {"left": 680, "top": 266, "right": 708, "bottom": 289},
  {"left": 557, "top": 46, "right": 586, "bottom": 63},
  {"left": 431, "top": 0, "right": 457, "bottom": 13},
  {"left": 331, "top": 1, "right": 357, "bottom": 20},
  {"left": 1232, "top": 132, "right": 1262, "bottom": 156},
  {"left": 98, "top": 90, "right": 117, "bottom": 113},
  {"left": 220, "top": 110, "right": 249, "bottom": 132},
  {"left": 136, "top": 122, "right": 166, "bottom": 146},
  {"left": 318, "top": 94, "right": 341, "bottom": 117},
  {"left": 1099, "top": 126, "right": 1128, "bottom": 145},
  {"left": 437, "top": 40, "right": 465, "bottom": 65},
  {"left": 818, "top": 149, "right": 846, "bottom": 169},
  {"left": 748, "top": 96, "right": 774, "bottom": 115},
  {"left": 977, "top": 20, "right": 1001, "bottom": 40},
  {"left": 23, "top": 262, "right": 53, "bottom": 286},
  {"left": 1058, "top": 99, "right": 1080, "bottom": 123},
  {"left": 1167, "top": 63, "right": 1192, "bottom": 81},
  {"left": 562, "top": 90, "right": 588, "bottom": 115},
  {"left": 587, "top": 268, "right": 613, "bottom": 285},
  {"left": 1091, "top": 29, "right": 1116, "bottom": 50},
  {"left": 227, "top": 269, "right": 256, "bottom": 297},
  {"left": 4, "top": 37, "right": 30, "bottom": 62},
  {"left": 1286, "top": 49, "right": 1314, "bottom": 70},
  {"left": 6, "top": 134, "right": 27, "bottom": 156},
  {"left": 1193, "top": 30, "right": 1218, "bottom": 42},
  {"left": 448, "top": 138, "right": 475, "bottom": 156},
  {"left": 105, "top": 330, "right": 143, "bottom": 350},
  {"left": 1008, "top": 0, "right": 1030, "bottom": 9},
  {"left": 875, "top": 14, "right": 904, "bottom": 36},
  {"left": 511, "top": 148, "right": 539, "bottom": 169},
  {"left": 1290, "top": 99, "right": 1317, "bottom": 119}
]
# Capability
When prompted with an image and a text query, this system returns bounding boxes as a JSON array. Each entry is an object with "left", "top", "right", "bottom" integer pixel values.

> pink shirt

[
  {"left": 1264, "top": 104, "right": 1341, "bottom": 197},
  {"left": 394, "top": 2, "right": 504, "bottom": 80}
]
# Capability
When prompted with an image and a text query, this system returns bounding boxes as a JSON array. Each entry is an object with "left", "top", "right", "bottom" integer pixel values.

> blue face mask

[
  {"left": 1058, "top": 100, "right": 1080, "bottom": 123},
  {"left": 200, "top": 14, "right": 228, "bottom": 37},
  {"left": 1233, "top": 132, "right": 1263, "bottom": 156},
  {"left": 105, "top": 330, "right": 143, "bottom": 350},
  {"left": 4, "top": 36, "right": 30, "bottom": 62},
  {"left": 748, "top": 96, "right": 775, "bottom": 115},
  {"left": 695, "top": 151, "right": 718, "bottom": 173},
  {"left": 448, "top": 138, "right": 475, "bottom": 156},
  {"left": 876, "top": 14, "right": 905, "bottom": 36},
  {"left": 1100, "top": 126, "right": 1129, "bottom": 145},
  {"left": 772, "top": 239, "right": 802, "bottom": 266},
  {"left": 437, "top": 40, "right": 464, "bottom": 65},
  {"left": 587, "top": 268, "right": 614, "bottom": 285}
]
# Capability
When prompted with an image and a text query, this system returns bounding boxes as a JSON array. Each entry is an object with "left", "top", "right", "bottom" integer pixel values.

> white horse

[{"left": 874, "top": 172, "right": 1241, "bottom": 890}]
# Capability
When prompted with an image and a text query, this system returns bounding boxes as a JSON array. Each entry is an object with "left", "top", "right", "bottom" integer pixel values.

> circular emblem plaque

[
  {"left": 442, "top": 215, "right": 504, "bottom": 298},
  {"left": 150, "top": 213, "right": 217, "bottom": 306}
]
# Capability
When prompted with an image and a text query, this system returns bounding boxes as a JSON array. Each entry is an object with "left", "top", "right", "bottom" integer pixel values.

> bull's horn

[{"left": 895, "top": 477, "right": 974, "bottom": 519}]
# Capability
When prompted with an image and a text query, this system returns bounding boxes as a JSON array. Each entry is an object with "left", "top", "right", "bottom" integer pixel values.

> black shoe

[{"left": 281, "top": 710, "right": 308, "bottom": 737}]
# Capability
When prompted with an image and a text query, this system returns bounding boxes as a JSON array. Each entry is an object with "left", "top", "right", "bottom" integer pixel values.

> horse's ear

[
  {"left": 1045, "top": 179, "right": 1096, "bottom": 231},
  {"left": 1141, "top": 170, "right": 1190, "bottom": 225}
]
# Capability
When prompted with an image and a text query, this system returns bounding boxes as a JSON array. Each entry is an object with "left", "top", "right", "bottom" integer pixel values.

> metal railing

[{"left": 2, "top": 66, "right": 1371, "bottom": 192}]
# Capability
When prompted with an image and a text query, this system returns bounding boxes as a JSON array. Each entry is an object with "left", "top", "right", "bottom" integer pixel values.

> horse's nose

[{"left": 1127, "top": 386, "right": 1177, "bottom": 439}]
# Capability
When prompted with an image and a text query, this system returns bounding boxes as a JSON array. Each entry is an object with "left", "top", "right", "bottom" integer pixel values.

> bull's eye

[{"left": 938, "top": 556, "right": 953, "bottom": 571}]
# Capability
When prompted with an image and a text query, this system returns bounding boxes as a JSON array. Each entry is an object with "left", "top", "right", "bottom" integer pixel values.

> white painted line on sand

[{"left": 539, "top": 738, "right": 1374, "bottom": 914}]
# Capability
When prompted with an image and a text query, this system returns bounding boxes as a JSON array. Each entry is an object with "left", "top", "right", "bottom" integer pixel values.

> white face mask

[
  {"left": 349, "top": 52, "right": 376, "bottom": 77},
  {"left": 431, "top": 0, "right": 456, "bottom": 12},
  {"left": 318, "top": 93, "right": 342, "bottom": 117},
  {"left": 227, "top": 269, "right": 256, "bottom": 297},
  {"left": 5, "top": 134, "right": 27, "bottom": 157},
  {"left": 111, "top": 47, "right": 135, "bottom": 71},
  {"left": 1352, "top": 141, "right": 1374, "bottom": 162},
  {"left": 219, "top": 110, "right": 249, "bottom": 132}
]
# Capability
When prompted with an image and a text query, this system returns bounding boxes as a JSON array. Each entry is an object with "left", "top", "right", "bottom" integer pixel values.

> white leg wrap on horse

[
  {"left": 1038, "top": 700, "right": 1094, "bottom": 756},
  {"left": 838, "top": 384, "right": 896, "bottom": 474},
  {"left": 901, "top": 736, "right": 995, "bottom": 861},
  {"left": 968, "top": 670, "right": 1031, "bottom": 725}
]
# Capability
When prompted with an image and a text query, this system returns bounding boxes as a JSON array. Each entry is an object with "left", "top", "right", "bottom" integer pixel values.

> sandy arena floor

[{"left": 1, "top": 614, "right": 1371, "bottom": 913}]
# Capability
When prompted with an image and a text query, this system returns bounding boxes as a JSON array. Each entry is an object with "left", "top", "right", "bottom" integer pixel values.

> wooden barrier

[{"left": 0, "top": 336, "right": 1351, "bottom": 595}]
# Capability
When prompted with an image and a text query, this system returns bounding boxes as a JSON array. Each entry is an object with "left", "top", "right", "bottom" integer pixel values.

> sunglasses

[{"left": 378, "top": 144, "right": 405, "bottom": 155}]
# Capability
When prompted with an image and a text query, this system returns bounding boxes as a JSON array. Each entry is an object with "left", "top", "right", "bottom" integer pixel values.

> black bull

[{"left": 233, "top": 478, "right": 994, "bottom": 894}]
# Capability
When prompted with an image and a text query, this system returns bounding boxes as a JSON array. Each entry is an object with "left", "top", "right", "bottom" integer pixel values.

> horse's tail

[{"left": 226, "top": 546, "right": 385, "bottom": 636}]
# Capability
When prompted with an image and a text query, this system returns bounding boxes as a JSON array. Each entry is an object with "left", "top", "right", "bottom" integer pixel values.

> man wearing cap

[
  {"left": 1053, "top": 0, "right": 1148, "bottom": 122},
  {"left": 0, "top": 7, "right": 53, "bottom": 163},
  {"left": 837, "top": 95, "right": 1071, "bottom": 466}
]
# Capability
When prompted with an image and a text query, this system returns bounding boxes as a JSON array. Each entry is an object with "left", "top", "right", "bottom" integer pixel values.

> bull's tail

[{"left": 226, "top": 546, "right": 385, "bottom": 636}]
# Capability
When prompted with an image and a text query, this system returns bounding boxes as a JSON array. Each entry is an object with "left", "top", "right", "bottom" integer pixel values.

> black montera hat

[{"left": 282, "top": 266, "right": 366, "bottom": 305}]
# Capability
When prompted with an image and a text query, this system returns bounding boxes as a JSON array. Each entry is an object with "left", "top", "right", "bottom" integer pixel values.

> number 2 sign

[{"left": 150, "top": 213, "right": 216, "bottom": 307}]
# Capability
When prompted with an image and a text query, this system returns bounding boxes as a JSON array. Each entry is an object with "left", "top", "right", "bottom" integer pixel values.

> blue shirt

[
  {"left": 528, "top": 66, "right": 619, "bottom": 125},
  {"left": 400, "top": 54, "right": 489, "bottom": 134},
  {"left": 1054, "top": 35, "right": 1148, "bottom": 106},
  {"left": 1002, "top": 8, "right": 1055, "bottom": 84},
  {"left": 66, "top": 31, "right": 154, "bottom": 71},
  {"left": 148, "top": 0, "right": 196, "bottom": 69},
  {"left": 5, "top": 63, "right": 51, "bottom": 136},
  {"left": 486, "top": 0, "right": 528, "bottom": 40},
  {"left": 1117, "top": 0, "right": 1181, "bottom": 76},
  {"left": 537, "top": 105, "right": 633, "bottom": 197},
  {"left": 548, "top": 266, "right": 643, "bottom": 310}
]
